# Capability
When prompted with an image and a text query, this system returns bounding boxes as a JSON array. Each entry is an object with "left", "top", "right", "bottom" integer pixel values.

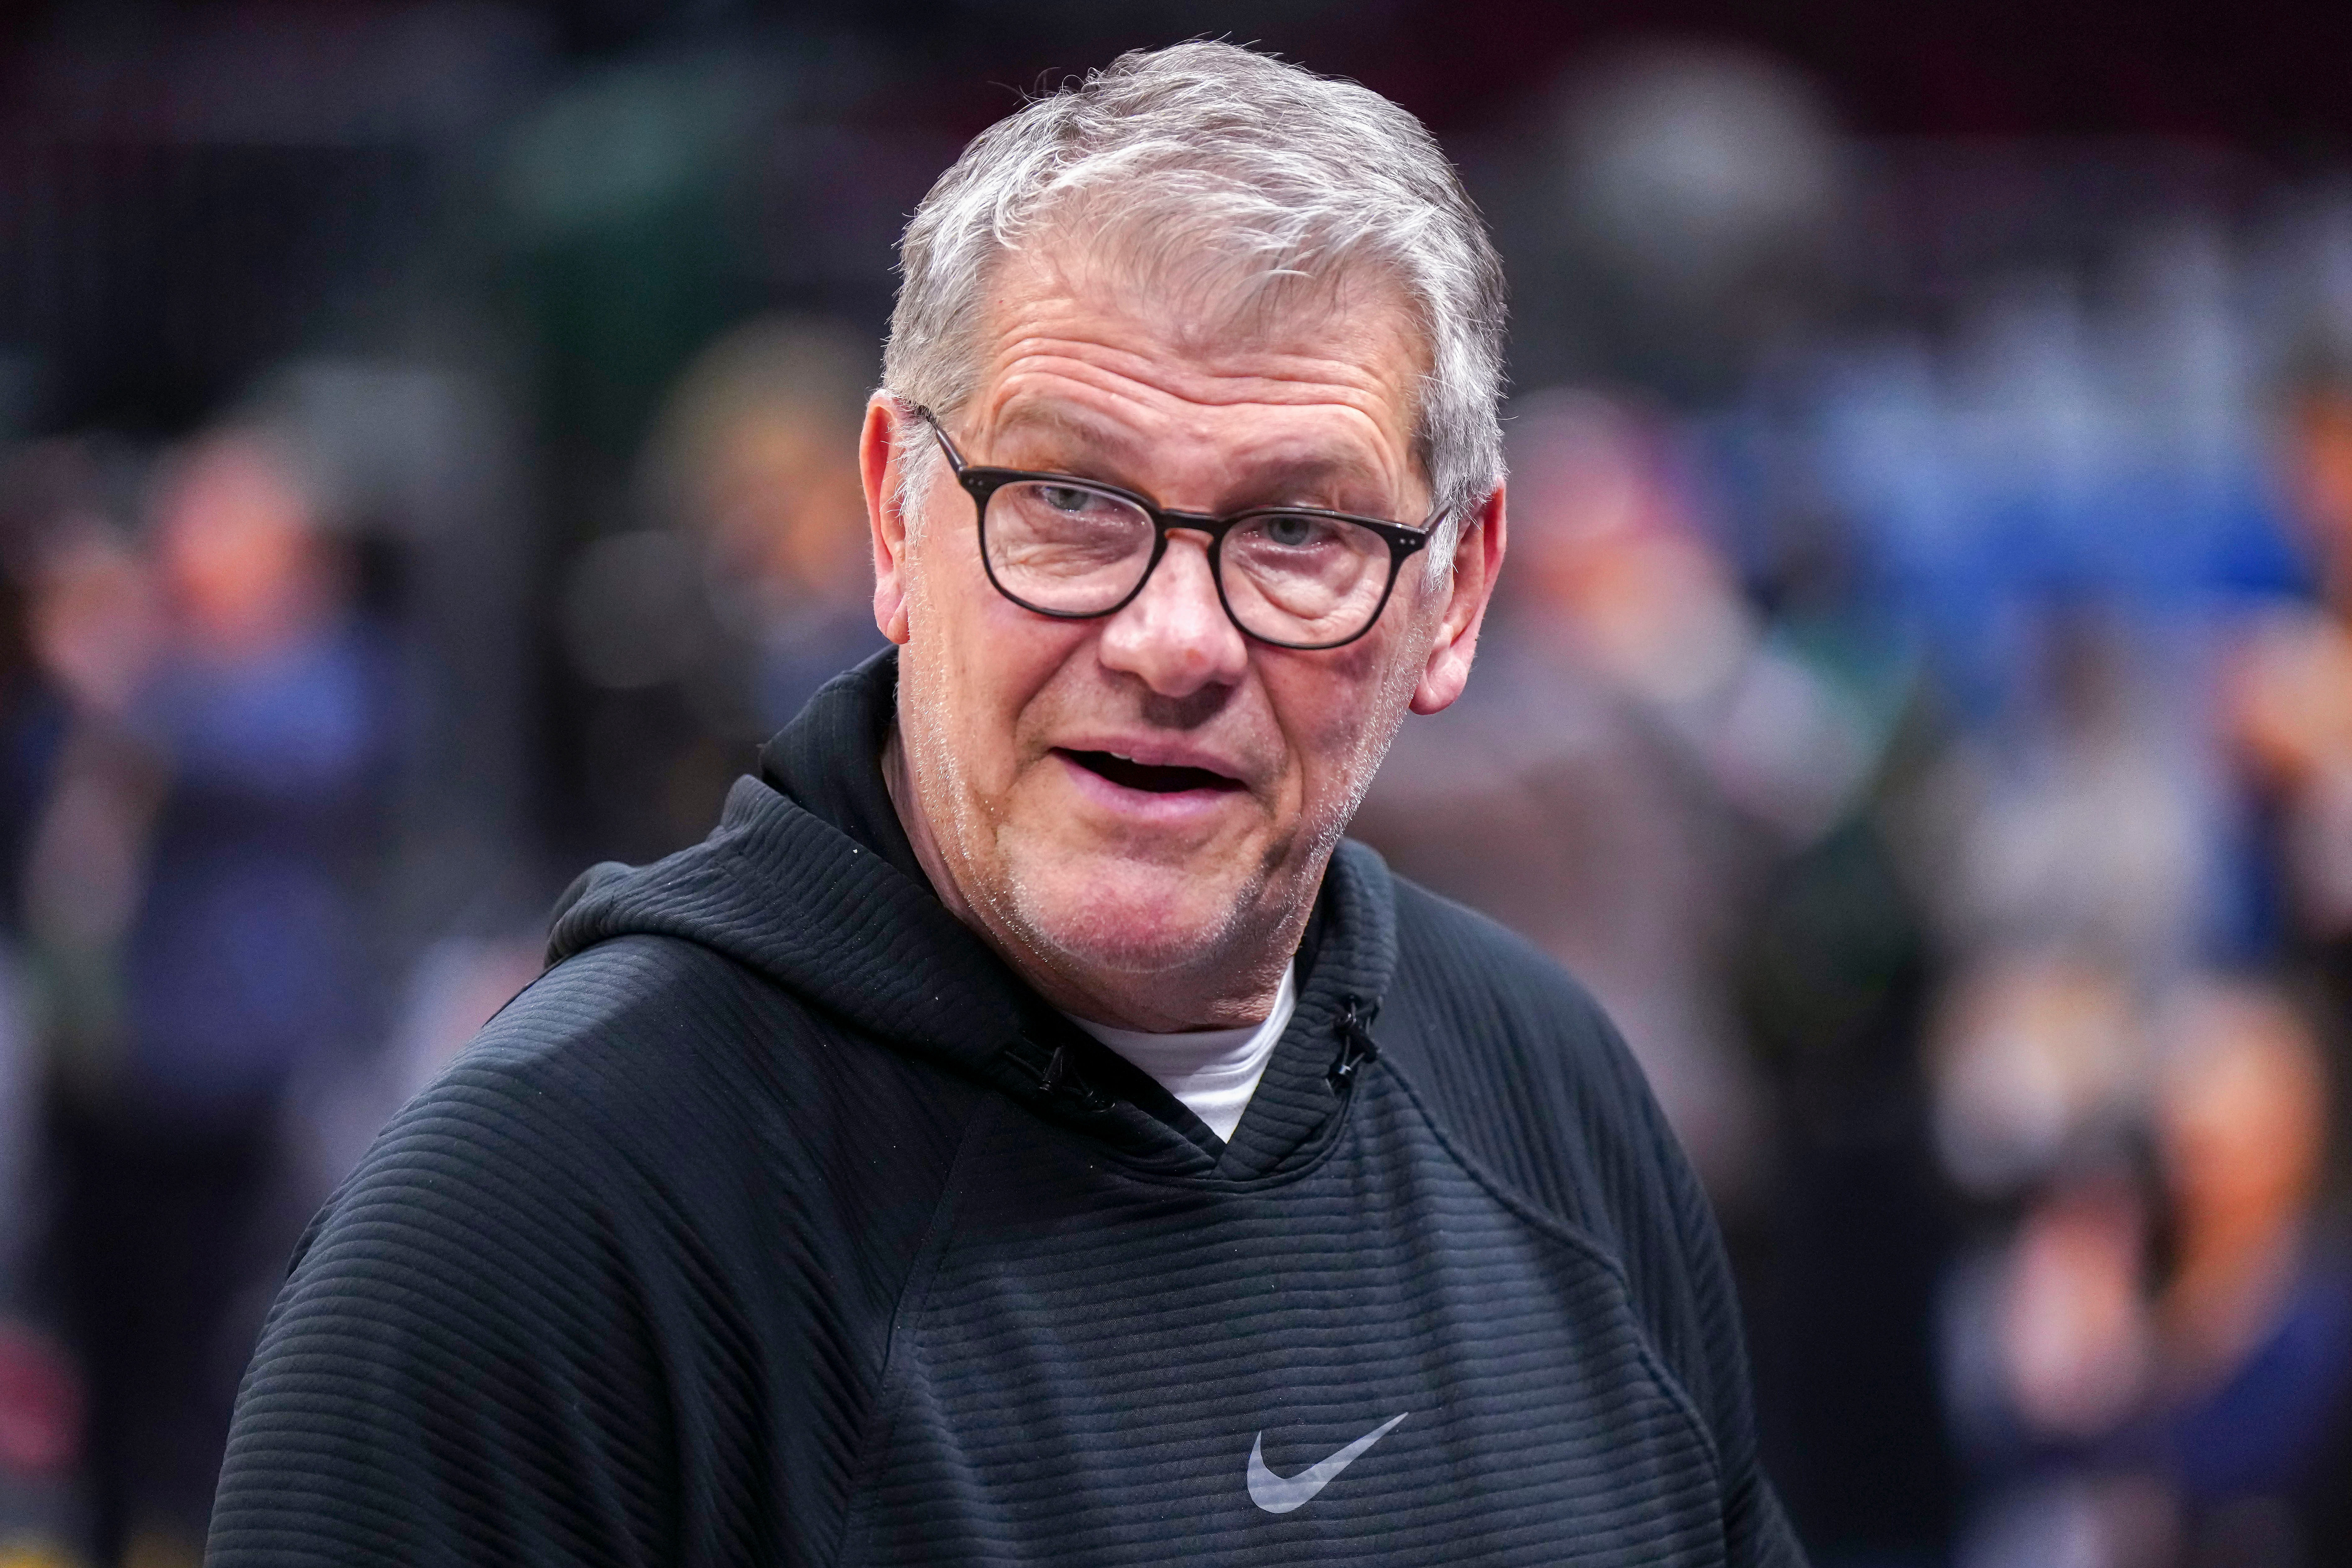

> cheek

[
  {"left": 1263, "top": 636, "right": 1407, "bottom": 810},
  {"left": 902, "top": 544, "right": 1092, "bottom": 785}
]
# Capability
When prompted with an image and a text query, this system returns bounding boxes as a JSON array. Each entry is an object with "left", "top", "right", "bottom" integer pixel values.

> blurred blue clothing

[
  {"left": 1798, "top": 345, "right": 2306, "bottom": 725},
  {"left": 2152, "top": 1250, "right": 2352, "bottom": 1508},
  {"left": 123, "top": 623, "right": 390, "bottom": 1119}
]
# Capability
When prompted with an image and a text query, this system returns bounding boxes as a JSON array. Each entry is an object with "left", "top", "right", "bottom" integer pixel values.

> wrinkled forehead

[{"left": 967, "top": 219, "right": 1432, "bottom": 465}]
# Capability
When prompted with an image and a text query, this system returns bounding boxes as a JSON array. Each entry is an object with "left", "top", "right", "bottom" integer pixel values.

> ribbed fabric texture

[{"left": 208, "top": 651, "right": 1804, "bottom": 1567}]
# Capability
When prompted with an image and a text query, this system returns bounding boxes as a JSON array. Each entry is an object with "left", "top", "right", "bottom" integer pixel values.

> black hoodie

[{"left": 210, "top": 651, "right": 1803, "bottom": 1567}]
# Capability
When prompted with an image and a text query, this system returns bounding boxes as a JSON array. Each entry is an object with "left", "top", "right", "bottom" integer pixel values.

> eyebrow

[
  {"left": 985, "top": 401, "right": 1401, "bottom": 515},
  {"left": 987, "top": 402, "right": 1150, "bottom": 469}
]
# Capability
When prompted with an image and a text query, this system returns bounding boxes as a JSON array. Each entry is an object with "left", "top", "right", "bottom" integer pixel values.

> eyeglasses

[{"left": 912, "top": 406, "right": 1437, "bottom": 651}]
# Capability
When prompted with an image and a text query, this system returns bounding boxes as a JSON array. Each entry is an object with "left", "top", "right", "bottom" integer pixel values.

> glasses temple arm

[{"left": 905, "top": 402, "right": 971, "bottom": 474}]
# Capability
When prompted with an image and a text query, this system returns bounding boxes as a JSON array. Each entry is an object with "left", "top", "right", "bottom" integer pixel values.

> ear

[
  {"left": 1410, "top": 482, "right": 1507, "bottom": 716},
  {"left": 861, "top": 396, "right": 914, "bottom": 646}
]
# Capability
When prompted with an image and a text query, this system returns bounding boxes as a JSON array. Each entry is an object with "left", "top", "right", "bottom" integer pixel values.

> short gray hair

[{"left": 882, "top": 41, "right": 1507, "bottom": 535}]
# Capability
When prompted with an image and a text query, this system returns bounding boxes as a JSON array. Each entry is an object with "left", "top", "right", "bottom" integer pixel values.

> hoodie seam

[
  {"left": 828, "top": 1095, "right": 1003, "bottom": 1568},
  {"left": 1371, "top": 1055, "right": 1729, "bottom": 1493}
]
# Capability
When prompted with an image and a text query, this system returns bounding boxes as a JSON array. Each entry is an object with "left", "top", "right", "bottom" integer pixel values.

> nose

[{"left": 1095, "top": 531, "right": 1249, "bottom": 697}]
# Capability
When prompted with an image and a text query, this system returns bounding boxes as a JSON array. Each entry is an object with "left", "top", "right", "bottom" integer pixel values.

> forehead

[{"left": 970, "top": 241, "right": 1429, "bottom": 465}]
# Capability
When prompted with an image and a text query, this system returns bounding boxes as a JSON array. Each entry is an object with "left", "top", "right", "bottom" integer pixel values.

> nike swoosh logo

[{"left": 1246, "top": 1412, "right": 1409, "bottom": 1514}]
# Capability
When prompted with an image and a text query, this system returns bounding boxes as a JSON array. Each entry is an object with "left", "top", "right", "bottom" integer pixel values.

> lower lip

[{"left": 1053, "top": 752, "right": 1249, "bottom": 823}]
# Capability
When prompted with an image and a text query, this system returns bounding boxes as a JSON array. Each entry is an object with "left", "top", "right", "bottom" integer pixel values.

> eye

[
  {"left": 1037, "top": 485, "right": 1100, "bottom": 515},
  {"left": 1260, "top": 513, "right": 1321, "bottom": 548}
]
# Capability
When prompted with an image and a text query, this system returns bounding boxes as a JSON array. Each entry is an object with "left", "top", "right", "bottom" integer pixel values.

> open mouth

[{"left": 1059, "top": 749, "right": 1244, "bottom": 795}]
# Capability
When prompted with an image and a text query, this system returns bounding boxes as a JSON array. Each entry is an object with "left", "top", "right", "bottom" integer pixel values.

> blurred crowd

[
  {"left": 1362, "top": 248, "right": 2352, "bottom": 1568},
  {"left": 2, "top": 7, "right": 2350, "bottom": 1567}
]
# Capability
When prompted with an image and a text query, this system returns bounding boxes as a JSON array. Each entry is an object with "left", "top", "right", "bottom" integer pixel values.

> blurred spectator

[
  {"left": 1357, "top": 388, "right": 1769, "bottom": 1201},
  {"left": 2229, "top": 345, "right": 2352, "bottom": 1002},
  {"left": 561, "top": 314, "right": 882, "bottom": 859},
  {"left": 1931, "top": 956, "right": 2167, "bottom": 1568},
  {"left": 17, "top": 520, "right": 162, "bottom": 1086},
  {"left": 1525, "top": 45, "right": 1846, "bottom": 400},
  {"left": 636, "top": 313, "right": 881, "bottom": 730},
  {"left": 1359, "top": 383, "right": 1964, "bottom": 1563},
  {"left": 1910, "top": 608, "right": 2211, "bottom": 986},
  {"left": 22, "top": 426, "right": 393, "bottom": 1568},
  {"left": 2139, "top": 977, "right": 2352, "bottom": 1561},
  {"left": 1928, "top": 951, "right": 2144, "bottom": 1203},
  {"left": 1940, "top": 972, "right": 2352, "bottom": 1568},
  {"left": 0, "top": 445, "right": 108, "bottom": 1564}
]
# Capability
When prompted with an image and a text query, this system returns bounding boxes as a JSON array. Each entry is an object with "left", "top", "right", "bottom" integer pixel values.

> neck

[{"left": 880, "top": 723, "right": 1300, "bottom": 1033}]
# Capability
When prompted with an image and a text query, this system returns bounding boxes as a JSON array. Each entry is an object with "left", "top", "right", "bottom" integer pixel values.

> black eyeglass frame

[{"left": 912, "top": 405, "right": 1439, "bottom": 652}]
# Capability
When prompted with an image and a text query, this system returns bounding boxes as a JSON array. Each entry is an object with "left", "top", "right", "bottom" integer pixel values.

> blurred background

[{"left": 0, "top": 1, "right": 2348, "bottom": 1564}]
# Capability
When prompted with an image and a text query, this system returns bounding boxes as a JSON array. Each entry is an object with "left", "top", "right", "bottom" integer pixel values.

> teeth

[{"left": 1111, "top": 751, "right": 1136, "bottom": 762}]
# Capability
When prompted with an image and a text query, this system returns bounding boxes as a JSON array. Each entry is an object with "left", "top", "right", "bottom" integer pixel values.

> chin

[{"left": 1003, "top": 857, "right": 1257, "bottom": 979}]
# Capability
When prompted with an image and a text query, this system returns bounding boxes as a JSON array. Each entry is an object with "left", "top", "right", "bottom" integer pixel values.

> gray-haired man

[{"left": 212, "top": 43, "right": 1804, "bottom": 1567}]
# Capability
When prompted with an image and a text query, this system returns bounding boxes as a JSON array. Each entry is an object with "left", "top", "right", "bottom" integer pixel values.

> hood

[{"left": 547, "top": 649, "right": 1398, "bottom": 1180}]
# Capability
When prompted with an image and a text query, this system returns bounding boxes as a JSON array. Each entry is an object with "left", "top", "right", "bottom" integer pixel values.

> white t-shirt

[{"left": 1062, "top": 967, "right": 1296, "bottom": 1143}]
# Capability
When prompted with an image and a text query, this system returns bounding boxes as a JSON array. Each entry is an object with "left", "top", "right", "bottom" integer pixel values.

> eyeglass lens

[{"left": 985, "top": 479, "right": 1395, "bottom": 647}]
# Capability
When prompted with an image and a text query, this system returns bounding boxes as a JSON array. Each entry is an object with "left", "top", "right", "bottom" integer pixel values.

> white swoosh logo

[{"left": 1246, "top": 1412, "right": 1409, "bottom": 1514}]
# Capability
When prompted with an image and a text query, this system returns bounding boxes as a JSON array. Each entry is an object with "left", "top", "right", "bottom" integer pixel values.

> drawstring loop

[
  {"left": 1026, "top": 1040, "right": 1115, "bottom": 1114},
  {"left": 1328, "top": 995, "right": 1381, "bottom": 1092}
]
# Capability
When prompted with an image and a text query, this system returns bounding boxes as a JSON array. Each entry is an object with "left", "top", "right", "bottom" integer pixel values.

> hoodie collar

[
  {"left": 548, "top": 648, "right": 1399, "bottom": 1181},
  {"left": 752, "top": 648, "right": 927, "bottom": 887}
]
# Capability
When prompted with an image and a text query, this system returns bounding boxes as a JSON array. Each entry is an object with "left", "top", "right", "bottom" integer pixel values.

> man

[{"left": 211, "top": 42, "right": 1802, "bottom": 1566}]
